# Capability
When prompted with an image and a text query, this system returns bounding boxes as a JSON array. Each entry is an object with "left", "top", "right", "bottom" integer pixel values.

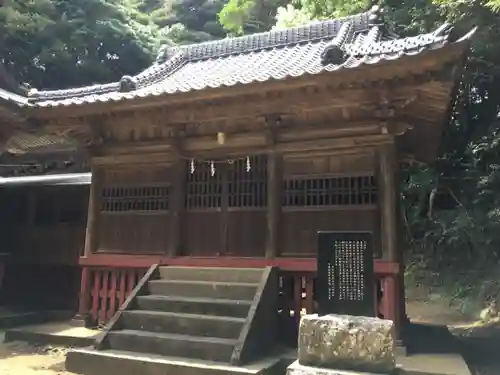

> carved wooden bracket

[
  {"left": 263, "top": 114, "right": 287, "bottom": 146},
  {"left": 400, "top": 154, "right": 428, "bottom": 167},
  {"left": 360, "top": 89, "right": 420, "bottom": 121},
  {"left": 59, "top": 124, "right": 102, "bottom": 148},
  {"left": 380, "top": 121, "right": 414, "bottom": 136},
  {"left": 168, "top": 125, "right": 184, "bottom": 156}
]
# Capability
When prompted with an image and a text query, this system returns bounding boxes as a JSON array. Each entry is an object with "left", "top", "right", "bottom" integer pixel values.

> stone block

[
  {"left": 298, "top": 314, "right": 396, "bottom": 374},
  {"left": 287, "top": 360, "right": 390, "bottom": 375}
]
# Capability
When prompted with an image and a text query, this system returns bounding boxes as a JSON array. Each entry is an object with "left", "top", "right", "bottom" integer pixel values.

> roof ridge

[
  {"left": 20, "top": 5, "right": 469, "bottom": 107},
  {"left": 156, "top": 10, "right": 375, "bottom": 64},
  {"left": 29, "top": 8, "right": 379, "bottom": 101}
]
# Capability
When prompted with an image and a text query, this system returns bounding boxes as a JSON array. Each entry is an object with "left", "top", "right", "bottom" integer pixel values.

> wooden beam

[
  {"left": 93, "top": 132, "right": 392, "bottom": 161},
  {"left": 265, "top": 153, "right": 282, "bottom": 259},
  {"left": 93, "top": 152, "right": 174, "bottom": 166},
  {"left": 79, "top": 254, "right": 400, "bottom": 275}
]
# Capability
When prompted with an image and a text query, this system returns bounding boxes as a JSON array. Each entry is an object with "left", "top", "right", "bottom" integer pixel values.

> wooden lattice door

[
  {"left": 226, "top": 156, "right": 267, "bottom": 256},
  {"left": 185, "top": 160, "right": 224, "bottom": 256},
  {"left": 184, "top": 156, "right": 267, "bottom": 257},
  {"left": 316, "top": 231, "right": 374, "bottom": 317}
]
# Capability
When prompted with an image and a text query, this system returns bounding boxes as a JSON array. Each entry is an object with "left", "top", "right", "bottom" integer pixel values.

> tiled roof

[
  {"left": 0, "top": 87, "right": 29, "bottom": 107},
  {"left": 4, "top": 134, "right": 79, "bottom": 154},
  {"left": 0, "top": 63, "right": 30, "bottom": 109},
  {"left": 0, "top": 172, "right": 91, "bottom": 187},
  {"left": 4, "top": 6, "right": 475, "bottom": 109}
]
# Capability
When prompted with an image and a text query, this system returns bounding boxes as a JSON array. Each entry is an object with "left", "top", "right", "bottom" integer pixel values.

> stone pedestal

[
  {"left": 287, "top": 360, "right": 389, "bottom": 375},
  {"left": 296, "top": 314, "right": 396, "bottom": 374}
]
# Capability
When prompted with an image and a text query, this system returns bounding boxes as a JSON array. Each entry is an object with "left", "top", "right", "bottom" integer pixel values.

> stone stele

[{"left": 298, "top": 314, "right": 396, "bottom": 374}]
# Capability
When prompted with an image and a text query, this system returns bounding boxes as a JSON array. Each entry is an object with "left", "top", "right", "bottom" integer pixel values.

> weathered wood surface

[{"left": 298, "top": 314, "right": 396, "bottom": 374}]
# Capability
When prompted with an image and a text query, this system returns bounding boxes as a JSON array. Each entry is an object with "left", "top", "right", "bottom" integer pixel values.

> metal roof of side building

[
  {"left": 0, "top": 5, "right": 476, "bottom": 109},
  {"left": 0, "top": 172, "right": 91, "bottom": 187}
]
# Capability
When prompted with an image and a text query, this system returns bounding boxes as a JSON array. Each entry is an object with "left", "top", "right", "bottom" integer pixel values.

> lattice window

[
  {"left": 185, "top": 156, "right": 268, "bottom": 209},
  {"left": 101, "top": 185, "right": 170, "bottom": 212},
  {"left": 185, "top": 161, "right": 223, "bottom": 209},
  {"left": 227, "top": 155, "right": 267, "bottom": 208},
  {"left": 334, "top": 239, "right": 366, "bottom": 301},
  {"left": 283, "top": 175, "right": 376, "bottom": 206}
]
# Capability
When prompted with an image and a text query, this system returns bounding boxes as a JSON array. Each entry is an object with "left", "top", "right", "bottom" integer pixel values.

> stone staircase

[{"left": 66, "top": 266, "right": 281, "bottom": 375}]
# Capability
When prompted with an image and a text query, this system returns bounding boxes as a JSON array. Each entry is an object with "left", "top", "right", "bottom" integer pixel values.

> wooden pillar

[
  {"left": 84, "top": 165, "right": 101, "bottom": 256},
  {"left": 266, "top": 152, "right": 282, "bottom": 259},
  {"left": 378, "top": 142, "right": 403, "bottom": 340},
  {"left": 79, "top": 165, "right": 101, "bottom": 321},
  {"left": 395, "top": 162, "right": 408, "bottom": 327},
  {"left": 221, "top": 163, "right": 229, "bottom": 256},
  {"left": 78, "top": 266, "right": 90, "bottom": 315},
  {"left": 378, "top": 142, "right": 398, "bottom": 262},
  {"left": 168, "top": 158, "right": 185, "bottom": 256},
  {"left": 26, "top": 189, "right": 36, "bottom": 226}
]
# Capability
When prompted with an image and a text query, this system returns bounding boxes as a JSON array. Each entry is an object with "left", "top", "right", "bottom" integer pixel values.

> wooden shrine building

[{"left": 0, "top": 5, "right": 474, "bottom": 356}]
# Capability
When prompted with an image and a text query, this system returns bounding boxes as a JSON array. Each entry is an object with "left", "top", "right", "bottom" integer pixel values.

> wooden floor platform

[{"left": 0, "top": 307, "right": 75, "bottom": 329}]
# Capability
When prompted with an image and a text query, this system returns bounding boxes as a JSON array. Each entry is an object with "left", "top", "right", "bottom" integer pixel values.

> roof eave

[
  {"left": 27, "top": 39, "right": 472, "bottom": 120},
  {"left": 0, "top": 172, "right": 91, "bottom": 187}
]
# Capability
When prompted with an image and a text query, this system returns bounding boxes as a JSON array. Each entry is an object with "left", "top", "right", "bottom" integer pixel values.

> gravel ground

[{"left": 0, "top": 299, "right": 497, "bottom": 375}]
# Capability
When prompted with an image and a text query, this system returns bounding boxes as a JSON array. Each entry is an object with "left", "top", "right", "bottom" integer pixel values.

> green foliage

[
  {"left": 0, "top": 0, "right": 161, "bottom": 88},
  {"left": 219, "top": 0, "right": 288, "bottom": 35},
  {"left": 0, "top": 0, "right": 229, "bottom": 89},
  {"left": 398, "top": 0, "right": 500, "bottom": 307},
  {"left": 298, "top": 0, "right": 367, "bottom": 19},
  {"left": 165, "top": 0, "right": 227, "bottom": 41},
  {"left": 487, "top": 0, "right": 500, "bottom": 11}
]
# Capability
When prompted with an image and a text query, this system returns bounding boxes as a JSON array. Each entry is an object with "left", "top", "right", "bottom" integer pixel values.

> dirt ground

[
  {"left": 0, "top": 298, "right": 498, "bottom": 375},
  {"left": 0, "top": 340, "right": 71, "bottom": 375}
]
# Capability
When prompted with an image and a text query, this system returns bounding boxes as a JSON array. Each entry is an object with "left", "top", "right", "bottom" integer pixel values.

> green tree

[
  {"left": 160, "top": 0, "right": 228, "bottom": 43},
  {"left": 219, "top": 0, "right": 288, "bottom": 35},
  {"left": 0, "top": 0, "right": 164, "bottom": 89}
]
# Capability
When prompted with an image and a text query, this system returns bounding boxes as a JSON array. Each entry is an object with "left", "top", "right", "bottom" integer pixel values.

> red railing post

[{"left": 78, "top": 266, "right": 90, "bottom": 316}]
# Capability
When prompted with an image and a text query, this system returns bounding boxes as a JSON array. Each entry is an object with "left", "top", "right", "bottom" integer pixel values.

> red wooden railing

[
  {"left": 79, "top": 265, "right": 398, "bottom": 332},
  {"left": 79, "top": 266, "right": 146, "bottom": 324}
]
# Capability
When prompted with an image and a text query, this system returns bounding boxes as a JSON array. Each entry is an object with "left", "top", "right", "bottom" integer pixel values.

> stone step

[
  {"left": 121, "top": 310, "right": 245, "bottom": 339},
  {"left": 136, "top": 295, "right": 252, "bottom": 318},
  {"left": 148, "top": 280, "right": 258, "bottom": 300},
  {"left": 107, "top": 330, "right": 236, "bottom": 362},
  {"left": 66, "top": 347, "right": 282, "bottom": 375},
  {"left": 158, "top": 266, "right": 264, "bottom": 283}
]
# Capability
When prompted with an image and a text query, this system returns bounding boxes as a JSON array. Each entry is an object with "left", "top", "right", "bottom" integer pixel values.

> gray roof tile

[
  {"left": 0, "top": 87, "right": 29, "bottom": 107},
  {"left": 3, "top": 7, "right": 474, "bottom": 109},
  {"left": 5, "top": 134, "right": 79, "bottom": 154}
]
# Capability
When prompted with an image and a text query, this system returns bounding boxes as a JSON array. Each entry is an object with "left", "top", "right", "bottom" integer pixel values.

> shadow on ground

[{"left": 451, "top": 324, "right": 500, "bottom": 375}]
